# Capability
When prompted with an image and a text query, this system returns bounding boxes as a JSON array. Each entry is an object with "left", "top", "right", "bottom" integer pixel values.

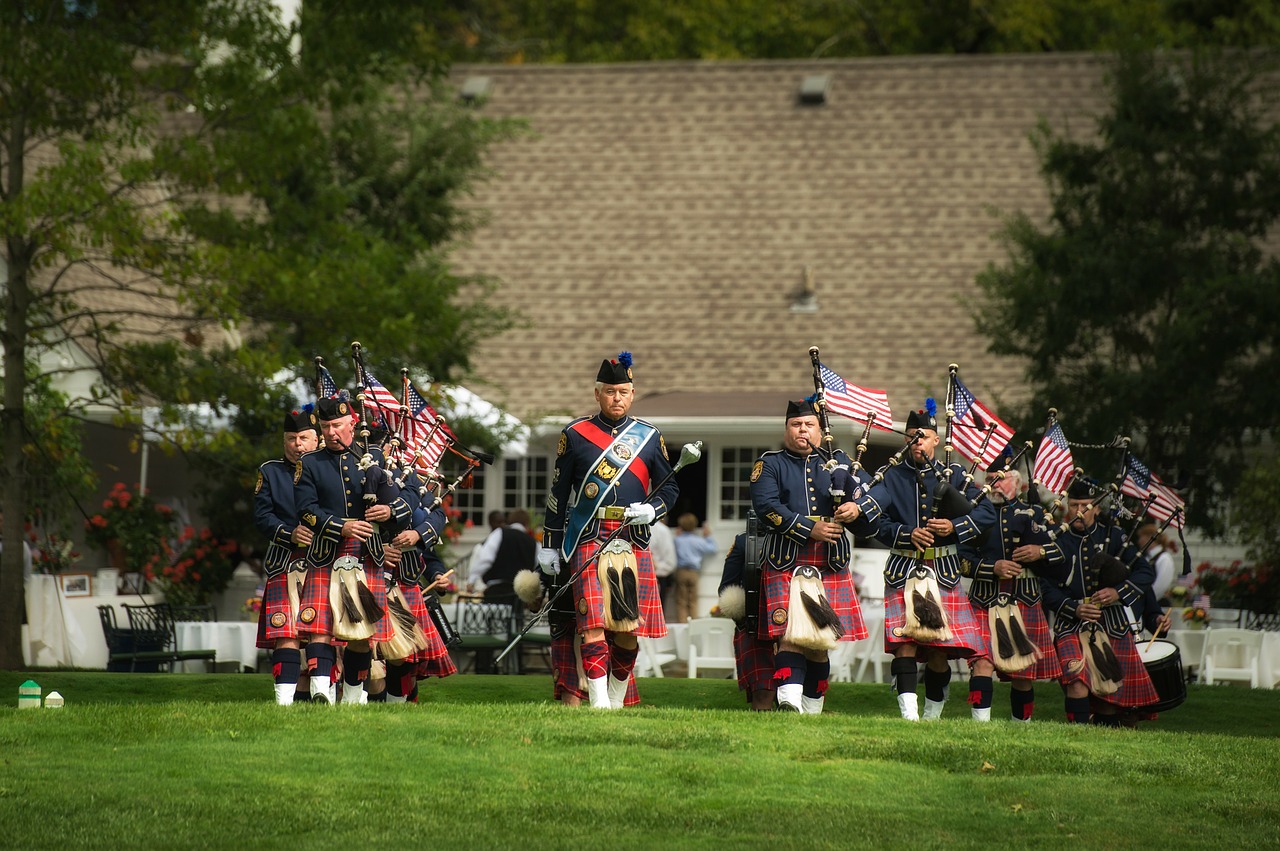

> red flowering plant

[
  {"left": 143, "top": 525, "right": 241, "bottom": 608},
  {"left": 83, "top": 482, "right": 175, "bottom": 574},
  {"left": 1193, "top": 560, "right": 1280, "bottom": 614},
  {"left": 28, "top": 528, "right": 81, "bottom": 574}
]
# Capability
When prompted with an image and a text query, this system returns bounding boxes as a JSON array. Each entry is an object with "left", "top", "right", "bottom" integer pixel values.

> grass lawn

[{"left": 1, "top": 671, "right": 1278, "bottom": 850}]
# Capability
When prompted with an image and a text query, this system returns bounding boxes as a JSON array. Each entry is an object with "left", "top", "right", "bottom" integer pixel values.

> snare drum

[{"left": 1138, "top": 638, "right": 1186, "bottom": 712}]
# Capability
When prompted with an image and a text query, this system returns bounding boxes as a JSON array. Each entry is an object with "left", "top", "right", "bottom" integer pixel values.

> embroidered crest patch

[
  {"left": 584, "top": 482, "right": 599, "bottom": 499},
  {"left": 771, "top": 607, "right": 788, "bottom": 626},
  {"left": 615, "top": 444, "right": 633, "bottom": 461},
  {"left": 578, "top": 597, "right": 589, "bottom": 615},
  {"left": 299, "top": 606, "right": 317, "bottom": 624},
  {"left": 596, "top": 459, "right": 618, "bottom": 480},
  {"left": 302, "top": 511, "right": 317, "bottom": 527},
  {"left": 750, "top": 460, "right": 764, "bottom": 483},
  {"left": 294, "top": 461, "right": 303, "bottom": 484},
  {"left": 270, "top": 612, "right": 287, "bottom": 629},
  {"left": 557, "top": 433, "right": 567, "bottom": 456}
]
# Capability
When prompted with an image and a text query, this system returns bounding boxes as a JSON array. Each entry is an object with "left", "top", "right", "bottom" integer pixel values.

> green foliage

[
  {"left": 1232, "top": 448, "right": 1280, "bottom": 567},
  {"left": 426, "top": 0, "right": 1280, "bottom": 63},
  {"left": 1, "top": 674, "right": 1279, "bottom": 848},
  {"left": 975, "top": 49, "right": 1280, "bottom": 532}
]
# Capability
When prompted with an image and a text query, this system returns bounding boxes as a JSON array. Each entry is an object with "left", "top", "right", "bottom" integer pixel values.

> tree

[
  {"left": 0, "top": 0, "right": 522, "bottom": 669},
  {"left": 974, "top": 49, "right": 1280, "bottom": 533}
]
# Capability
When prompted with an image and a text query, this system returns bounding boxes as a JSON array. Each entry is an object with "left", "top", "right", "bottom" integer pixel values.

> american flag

[
  {"left": 818, "top": 364, "right": 893, "bottom": 431},
  {"left": 1033, "top": 422, "right": 1075, "bottom": 494},
  {"left": 315, "top": 363, "right": 338, "bottom": 399},
  {"left": 949, "top": 378, "right": 1015, "bottom": 469},
  {"left": 1120, "top": 453, "right": 1151, "bottom": 500},
  {"left": 1148, "top": 472, "right": 1186, "bottom": 529},
  {"left": 1120, "top": 453, "right": 1185, "bottom": 529},
  {"left": 362, "top": 369, "right": 453, "bottom": 473}
]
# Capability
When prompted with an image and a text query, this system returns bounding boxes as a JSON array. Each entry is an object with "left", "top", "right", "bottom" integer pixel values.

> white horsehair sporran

[
  {"left": 988, "top": 592, "right": 1039, "bottom": 674},
  {"left": 597, "top": 537, "right": 641, "bottom": 633},
  {"left": 782, "top": 564, "right": 843, "bottom": 651},
  {"left": 329, "top": 554, "right": 377, "bottom": 642},
  {"left": 903, "top": 563, "right": 952, "bottom": 643}
]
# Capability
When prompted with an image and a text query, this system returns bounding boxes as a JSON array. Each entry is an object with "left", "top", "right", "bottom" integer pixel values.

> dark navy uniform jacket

[
  {"left": 296, "top": 443, "right": 411, "bottom": 566},
  {"left": 1040, "top": 520, "right": 1155, "bottom": 638},
  {"left": 750, "top": 447, "right": 865, "bottom": 573},
  {"left": 853, "top": 457, "right": 996, "bottom": 589},
  {"left": 543, "top": 412, "right": 677, "bottom": 559},
  {"left": 254, "top": 456, "right": 307, "bottom": 578},
  {"left": 718, "top": 533, "right": 748, "bottom": 595},
  {"left": 959, "top": 497, "right": 1066, "bottom": 608},
  {"left": 388, "top": 468, "right": 447, "bottom": 583}
]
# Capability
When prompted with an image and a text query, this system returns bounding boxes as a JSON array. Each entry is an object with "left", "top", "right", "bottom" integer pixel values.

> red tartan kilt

[
  {"left": 1054, "top": 631, "right": 1160, "bottom": 709},
  {"left": 755, "top": 542, "right": 867, "bottom": 642},
  {"left": 570, "top": 519, "right": 666, "bottom": 638},
  {"left": 299, "top": 538, "right": 392, "bottom": 641},
  {"left": 550, "top": 633, "right": 640, "bottom": 705},
  {"left": 883, "top": 581, "right": 982, "bottom": 659},
  {"left": 967, "top": 599, "right": 1062, "bottom": 681},
  {"left": 393, "top": 582, "right": 457, "bottom": 678},
  {"left": 256, "top": 552, "right": 308, "bottom": 647},
  {"left": 734, "top": 628, "right": 775, "bottom": 693}
]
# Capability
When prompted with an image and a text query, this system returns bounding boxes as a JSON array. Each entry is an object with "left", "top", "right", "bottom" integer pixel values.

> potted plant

[
  {"left": 83, "top": 482, "right": 176, "bottom": 589},
  {"left": 143, "top": 525, "right": 241, "bottom": 608}
]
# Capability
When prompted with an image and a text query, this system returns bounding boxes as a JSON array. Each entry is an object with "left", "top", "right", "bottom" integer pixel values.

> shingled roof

[{"left": 450, "top": 53, "right": 1112, "bottom": 426}]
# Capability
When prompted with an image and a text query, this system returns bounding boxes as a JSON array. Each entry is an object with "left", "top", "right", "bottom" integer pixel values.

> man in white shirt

[{"left": 648, "top": 519, "right": 677, "bottom": 621}]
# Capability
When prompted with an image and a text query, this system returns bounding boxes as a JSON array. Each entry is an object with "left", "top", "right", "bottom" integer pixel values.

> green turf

[{"left": 1, "top": 672, "right": 1277, "bottom": 850}]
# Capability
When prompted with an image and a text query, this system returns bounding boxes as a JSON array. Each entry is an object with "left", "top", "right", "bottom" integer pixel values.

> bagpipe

[{"left": 807, "top": 346, "right": 878, "bottom": 505}]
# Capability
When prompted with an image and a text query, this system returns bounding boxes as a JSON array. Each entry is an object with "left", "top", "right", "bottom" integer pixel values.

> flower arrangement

[
  {"left": 143, "top": 525, "right": 241, "bottom": 608},
  {"left": 1181, "top": 606, "right": 1210, "bottom": 628},
  {"left": 29, "top": 530, "right": 81, "bottom": 574},
  {"left": 242, "top": 594, "right": 263, "bottom": 619},
  {"left": 1193, "top": 560, "right": 1280, "bottom": 614},
  {"left": 84, "top": 482, "right": 175, "bottom": 573}
]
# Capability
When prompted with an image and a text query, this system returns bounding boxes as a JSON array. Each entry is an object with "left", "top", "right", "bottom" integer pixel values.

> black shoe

[
  {"left": 310, "top": 692, "right": 330, "bottom": 706},
  {"left": 776, "top": 701, "right": 801, "bottom": 712}
]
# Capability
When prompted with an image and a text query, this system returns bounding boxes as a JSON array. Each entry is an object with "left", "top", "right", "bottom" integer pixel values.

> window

[
  {"left": 720, "top": 445, "right": 771, "bottom": 521},
  {"left": 451, "top": 465, "right": 486, "bottom": 527},
  {"left": 501, "top": 455, "right": 552, "bottom": 517}
]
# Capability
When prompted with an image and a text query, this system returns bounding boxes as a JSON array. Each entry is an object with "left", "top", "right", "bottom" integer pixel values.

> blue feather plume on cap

[
  {"left": 617, "top": 351, "right": 633, "bottom": 368},
  {"left": 804, "top": 392, "right": 820, "bottom": 405},
  {"left": 925, "top": 397, "right": 937, "bottom": 418}
]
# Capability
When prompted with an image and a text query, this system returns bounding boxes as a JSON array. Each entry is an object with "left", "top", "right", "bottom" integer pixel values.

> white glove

[
  {"left": 624, "top": 502, "right": 656, "bottom": 526},
  {"left": 537, "top": 546, "right": 561, "bottom": 575}
]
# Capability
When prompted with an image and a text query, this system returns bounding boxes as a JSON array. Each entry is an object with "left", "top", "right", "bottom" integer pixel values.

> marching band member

[
  {"left": 749, "top": 399, "right": 867, "bottom": 714},
  {"left": 1040, "top": 478, "right": 1160, "bottom": 726},
  {"left": 254, "top": 407, "right": 320, "bottom": 705},
  {"left": 538, "top": 352, "right": 676, "bottom": 709},
  {"left": 960, "top": 461, "right": 1065, "bottom": 721},
  {"left": 716, "top": 532, "right": 776, "bottom": 711},
  {"left": 854, "top": 402, "right": 995, "bottom": 721},
  {"left": 379, "top": 471, "right": 458, "bottom": 702},
  {"left": 295, "top": 395, "right": 404, "bottom": 704}
]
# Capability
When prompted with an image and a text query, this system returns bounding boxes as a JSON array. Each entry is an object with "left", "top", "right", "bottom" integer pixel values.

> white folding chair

[
  {"left": 685, "top": 617, "right": 736, "bottom": 678},
  {"left": 828, "top": 640, "right": 856, "bottom": 682},
  {"left": 1201, "top": 627, "right": 1264, "bottom": 688},
  {"left": 636, "top": 634, "right": 680, "bottom": 678},
  {"left": 854, "top": 602, "right": 887, "bottom": 683}
]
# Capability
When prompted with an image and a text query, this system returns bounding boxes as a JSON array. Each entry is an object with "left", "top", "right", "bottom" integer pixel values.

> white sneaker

[
  {"left": 922, "top": 698, "right": 946, "bottom": 721},
  {"left": 587, "top": 675, "right": 612, "bottom": 709},
  {"left": 274, "top": 682, "right": 297, "bottom": 706},
  {"left": 607, "top": 674, "right": 629, "bottom": 709},
  {"left": 800, "top": 695, "right": 825, "bottom": 715},
  {"left": 971, "top": 706, "right": 992, "bottom": 722},
  {"left": 896, "top": 692, "right": 919, "bottom": 721},
  {"left": 776, "top": 683, "right": 803, "bottom": 713}
]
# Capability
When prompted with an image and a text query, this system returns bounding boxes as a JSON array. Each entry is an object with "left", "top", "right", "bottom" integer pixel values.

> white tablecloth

[
  {"left": 23, "top": 574, "right": 161, "bottom": 669},
  {"left": 174, "top": 621, "right": 261, "bottom": 672}
]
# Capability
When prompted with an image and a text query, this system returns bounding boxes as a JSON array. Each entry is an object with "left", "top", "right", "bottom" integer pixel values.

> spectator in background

[
  {"left": 649, "top": 518, "right": 677, "bottom": 621},
  {"left": 1135, "top": 521, "right": 1177, "bottom": 603},
  {"left": 469, "top": 509, "right": 538, "bottom": 604},
  {"left": 467, "top": 511, "right": 506, "bottom": 591},
  {"left": 673, "top": 513, "right": 717, "bottom": 624}
]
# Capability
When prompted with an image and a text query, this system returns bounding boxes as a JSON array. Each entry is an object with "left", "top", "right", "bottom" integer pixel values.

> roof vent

[
  {"left": 797, "top": 75, "right": 829, "bottom": 107},
  {"left": 791, "top": 266, "right": 819, "bottom": 313},
  {"left": 459, "top": 76, "right": 492, "bottom": 105}
]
